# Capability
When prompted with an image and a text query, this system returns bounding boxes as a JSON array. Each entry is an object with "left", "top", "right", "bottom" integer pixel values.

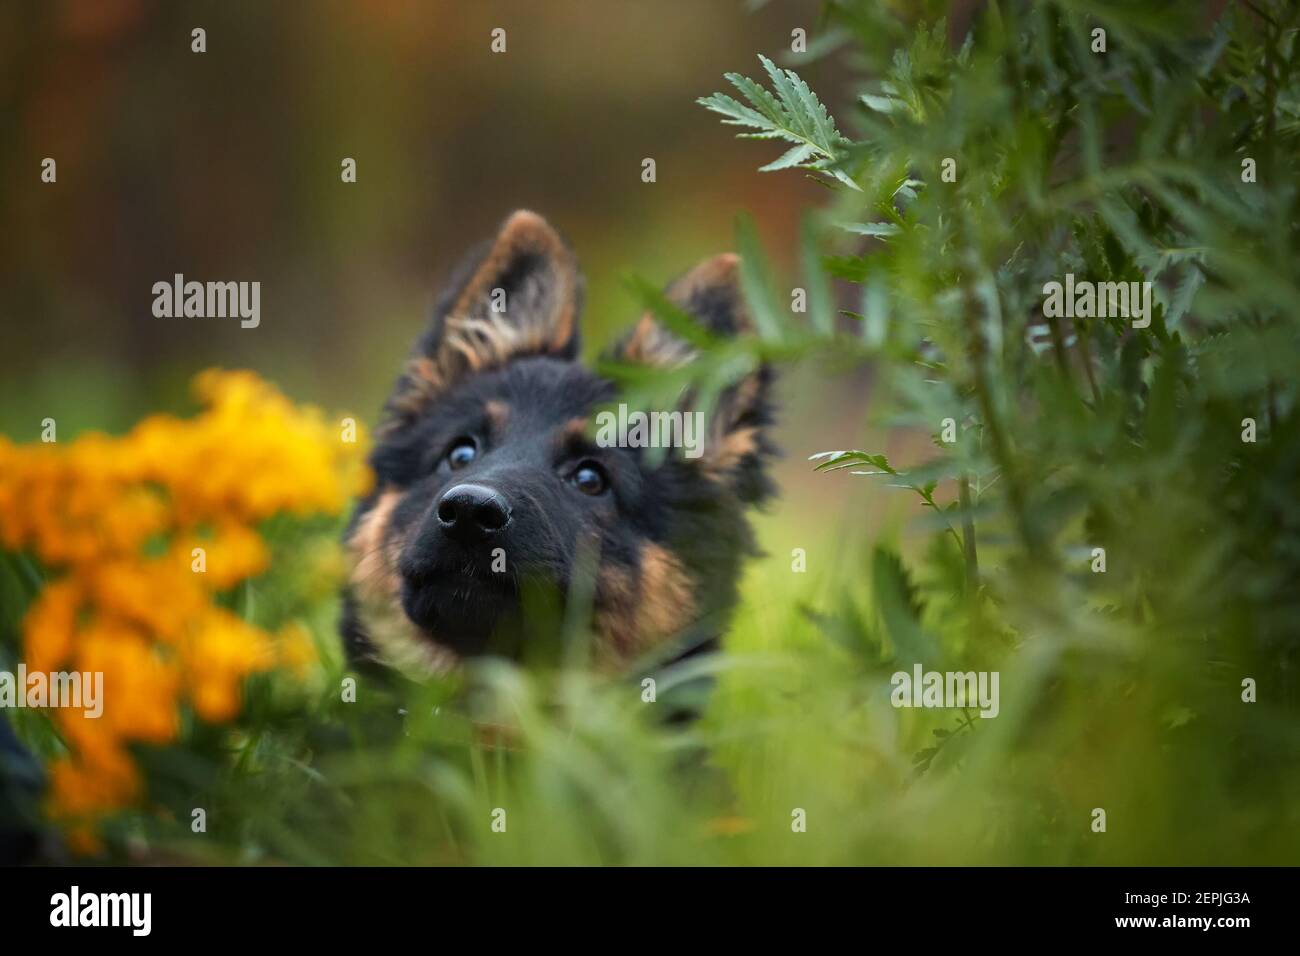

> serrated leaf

[
  {"left": 700, "top": 55, "right": 857, "bottom": 189},
  {"left": 872, "top": 547, "right": 939, "bottom": 666},
  {"left": 759, "top": 143, "right": 815, "bottom": 172},
  {"left": 696, "top": 91, "right": 772, "bottom": 131},
  {"left": 724, "top": 73, "right": 786, "bottom": 126}
]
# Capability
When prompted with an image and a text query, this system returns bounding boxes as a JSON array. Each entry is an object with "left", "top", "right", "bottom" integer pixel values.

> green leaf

[
  {"left": 735, "top": 213, "right": 785, "bottom": 342},
  {"left": 841, "top": 221, "right": 901, "bottom": 238},
  {"left": 809, "top": 450, "right": 899, "bottom": 475},
  {"left": 699, "top": 55, "right": 858, "bottom": 189},
  {"left": 871, "top": 547, "right": 939, "bottom": 666},
  {"left": 622, "top": 275, "right": 718, "bottom": 350},
  {"left": 759, "top": 143, "right": 816, "bottom": 172},
  {"left": 800, "top": 213, "right": 835, "bottom": 336},
  {"left": 860, "top": 92, "right": 901, "bottom": 113}
]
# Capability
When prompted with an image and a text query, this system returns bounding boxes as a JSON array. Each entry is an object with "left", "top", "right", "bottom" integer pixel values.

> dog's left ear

[
  {"left": 384, "top": 210, "right": 583, "bottom": 430},
  {"left": 609, "top": 253, "right": 776, "bottom": 503}
]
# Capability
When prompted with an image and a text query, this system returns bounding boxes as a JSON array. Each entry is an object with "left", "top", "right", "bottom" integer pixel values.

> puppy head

[{"left": 344, "top": 211, "right": 776, "bottom": 674}]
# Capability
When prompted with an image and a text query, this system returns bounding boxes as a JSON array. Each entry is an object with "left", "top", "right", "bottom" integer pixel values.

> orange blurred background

[{"left": 1, "top": 0, "right": 899, "bottom": 565}]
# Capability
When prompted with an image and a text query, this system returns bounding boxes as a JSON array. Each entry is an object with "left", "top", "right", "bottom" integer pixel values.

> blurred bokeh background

[{"left": 0, "top": 0, "right": 905, "bottom": 578}]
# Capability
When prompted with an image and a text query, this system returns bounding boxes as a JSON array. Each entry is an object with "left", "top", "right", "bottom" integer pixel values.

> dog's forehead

[{"left": 474, "top": 357, "right": 611, "bottom": 430}]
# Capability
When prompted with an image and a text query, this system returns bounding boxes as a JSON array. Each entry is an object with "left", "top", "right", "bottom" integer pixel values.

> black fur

[{"left": 342, "top": 211, "right": 776, "bottom": 672}]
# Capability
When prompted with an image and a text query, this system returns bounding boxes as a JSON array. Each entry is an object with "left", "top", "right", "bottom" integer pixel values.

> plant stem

[
  {"left": 961, "top": 280, "right": 1045, "bottom": 562},
  {"left": 958, "top": 474, "right": 979, "bottom": 593},
  {"left": 1079, "top": 325, "right": 1103, "bottom": 406}
]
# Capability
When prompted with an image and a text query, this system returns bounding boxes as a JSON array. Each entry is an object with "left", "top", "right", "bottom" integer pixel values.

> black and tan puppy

[{"left": 341, "top": 210, "right": 775, "bottom": 675}]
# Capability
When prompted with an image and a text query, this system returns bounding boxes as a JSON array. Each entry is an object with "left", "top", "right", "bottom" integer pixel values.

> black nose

[{"left": 435, "top": 483, "right": 512, "bottom": 542}]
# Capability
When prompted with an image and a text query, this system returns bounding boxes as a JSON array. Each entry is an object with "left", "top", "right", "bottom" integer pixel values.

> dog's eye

[
  {"left": 446, "top": 438, "right": 477, "bottom": 470},
  {"left": 570, "top": 461, "right": 608, "bottom": 496}
]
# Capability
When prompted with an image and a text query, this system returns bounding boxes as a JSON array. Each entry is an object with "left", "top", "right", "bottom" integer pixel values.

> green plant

[{"left": 688, "top": 0, "right": 1300, "bottom": 863}]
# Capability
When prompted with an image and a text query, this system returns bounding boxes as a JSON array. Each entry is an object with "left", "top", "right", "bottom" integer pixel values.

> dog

[{"left": 340, "top": 210, "right": 776, "bottom": 676}]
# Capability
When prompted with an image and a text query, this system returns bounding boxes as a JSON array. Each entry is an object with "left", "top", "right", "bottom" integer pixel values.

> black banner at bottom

[{"left": 0, "top": 865, "right": 1278, "bottom": 941}]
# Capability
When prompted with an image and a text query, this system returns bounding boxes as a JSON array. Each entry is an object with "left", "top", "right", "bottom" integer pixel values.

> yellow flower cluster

[{"left": 0, "top": 370, "right": 371, "bottom": 842}]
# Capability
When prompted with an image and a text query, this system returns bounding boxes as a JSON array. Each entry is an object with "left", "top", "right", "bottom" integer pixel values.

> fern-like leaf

[{"left": 699, "top": 54, "right": 859, "bottom": 190}]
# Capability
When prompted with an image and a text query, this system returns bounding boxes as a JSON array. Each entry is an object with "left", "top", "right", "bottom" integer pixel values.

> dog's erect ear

[
  {"left": 613, "top": 253, "right": 746, "bottom": 367},
  {"left": 609, "top": 253, "right": 776, "bottom": 503},
  {"left": 383, "top": 210, "right": 583, "bottom": 430}
]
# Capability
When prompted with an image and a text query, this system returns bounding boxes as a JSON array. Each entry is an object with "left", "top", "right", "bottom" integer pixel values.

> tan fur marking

[
  {"left": 561, "top": 416, "right": 590, "bottom": 444},
  {"left": 347, "top": 489, "right": 403, "bottom": 599},
  {"left": 593, "top": 565, "right": 637, "bottom": 655},
  {"left": 410, "top": 355, "right": 444, "bottom": 393},
  {"left": 729, "top": 373, "right": 762, "bottom": 420},
  {"left": 665, "top": 251, "right": 740, "bottom": 305},
  {"left": 638, "top": 542, "right": 696, "bottom": 637},
  {"left": 623, "top": 314, "right": 695, "bottom": 368},
  {"left": 380, "top": 357, "right": 447, "bottom": 436},
  {"left": 593, "top": 543, "right": 696, "bottom": 668},
  {"left": 700, "top": 370, "right": 764, "bottom": 480},
  {"left": 706, "top": 425, "right": 760, "bottom": 479},
  {"left": 484, "top": 400, "right": 510, "bottom": 432},
  {"left": 346, "top": 488, "right": 457, "bottom": 676}
]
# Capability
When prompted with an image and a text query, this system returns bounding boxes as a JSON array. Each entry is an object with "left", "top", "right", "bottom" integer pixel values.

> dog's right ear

[{"left": 382, "top": 210, "right": 583, "bottom": 432}]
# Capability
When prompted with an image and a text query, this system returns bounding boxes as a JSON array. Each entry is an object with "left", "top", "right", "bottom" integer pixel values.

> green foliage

[
  {"left": 698, "top": 55, "right": 860, "bottom": 188},
  {"left": 693, "top": 0, "right": 1300, "bottom": 863}
]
